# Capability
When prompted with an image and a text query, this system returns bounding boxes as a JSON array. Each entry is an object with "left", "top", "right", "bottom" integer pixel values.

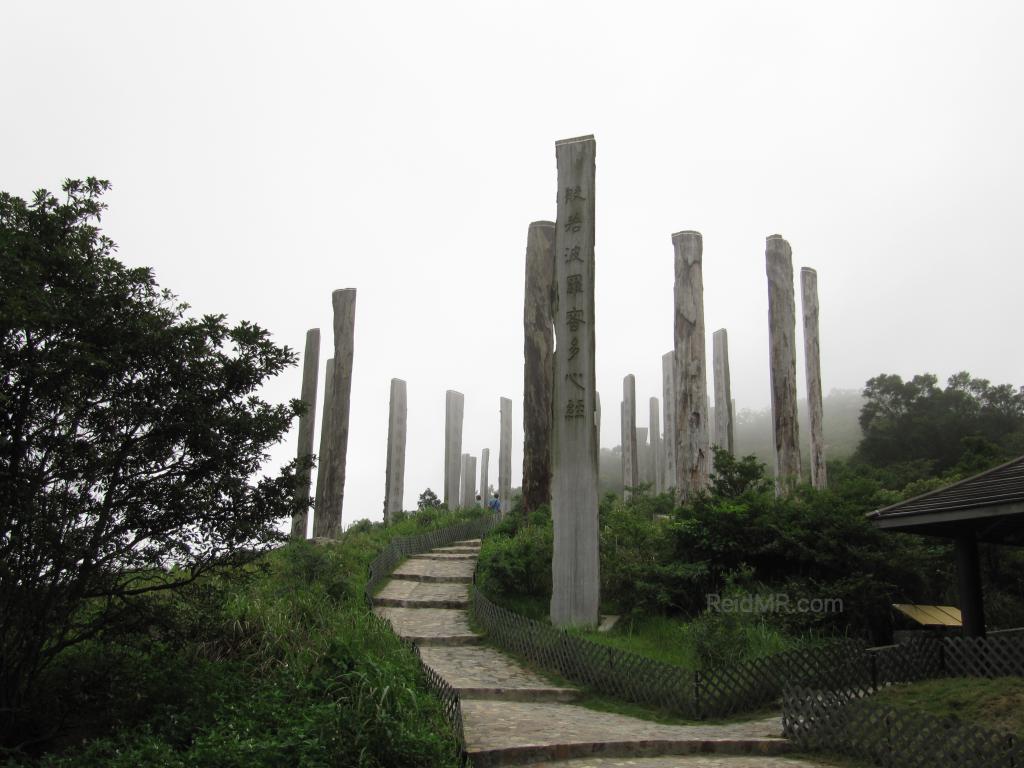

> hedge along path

[{"left": 373, "top": 539, "right": 829, "bottom": 767}]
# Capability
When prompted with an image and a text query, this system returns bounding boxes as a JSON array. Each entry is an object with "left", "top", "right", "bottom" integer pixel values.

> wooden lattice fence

[
  {"left": 784, "top": 686, "right": 1023, "bottom": 768},
  {"left": 944, "top": 634, "right": 1024, "bottom": 678},
  {"left": 364, "top": 512, "right": 498, "bottom": 602},
  {"left": 469, "top": 585, "right": 873, "bottom": 718}
]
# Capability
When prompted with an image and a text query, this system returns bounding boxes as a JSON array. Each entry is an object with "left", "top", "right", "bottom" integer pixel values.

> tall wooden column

[
  {"left": 550, "top": 134, "right": 599, "bottom": 628},
  {"left": 766, "top": 236, "right": 802, "bottom": 494},
  {"left": 672, "top": 231, "right": 710, "bottom": 501},
  {"left": 523, "top": 220, "right": 556, "bottom": 513},
  {"left": 383, "top": 378, "right": 407, "bottom": 522},
  {"left": 315, "top": 288, "right": 356, "bottom": 538},
  {"left": 801, "top": 267, "right": 827, "bottom": 489},
  {"left": 291, "top": 328, "right": 320, "bottom": 538}
]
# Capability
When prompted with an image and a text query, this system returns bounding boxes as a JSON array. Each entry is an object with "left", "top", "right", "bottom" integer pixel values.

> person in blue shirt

[{"left": 487, "top": 492, "right": 501, "bottom": 514}]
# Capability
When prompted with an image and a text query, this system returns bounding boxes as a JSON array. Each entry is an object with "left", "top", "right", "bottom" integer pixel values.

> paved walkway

[{"left": 373, "top": 539, "right": 831, "bottom": 768}]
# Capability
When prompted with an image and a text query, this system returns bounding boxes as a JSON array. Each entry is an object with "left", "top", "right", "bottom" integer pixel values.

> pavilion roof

[{"left": 867, "top": 454, "right": 1024, "bottom": 544}]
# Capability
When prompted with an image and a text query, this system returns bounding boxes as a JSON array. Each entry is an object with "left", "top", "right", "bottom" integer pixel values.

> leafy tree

[
  {"left": 0, "top": 179, "right": 300, "bottom": 740},
  {"left": 709, "top": 448, "right": 771, "bottom": 497},
  {"left": 417, "top": 487, "right": 442, "bottom": 510},
  {"left": 855, "top": 371, "right": 1024, "bottom": 472}
]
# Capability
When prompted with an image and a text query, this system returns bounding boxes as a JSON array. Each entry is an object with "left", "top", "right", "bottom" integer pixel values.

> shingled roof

[{"left": 868, "top": 454, "right": 1024, "bottom": 545}]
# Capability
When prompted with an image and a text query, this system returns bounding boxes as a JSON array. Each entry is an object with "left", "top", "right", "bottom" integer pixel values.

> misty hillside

[{"left": 599, "top": 388, "right": 864, "bottom": 495}]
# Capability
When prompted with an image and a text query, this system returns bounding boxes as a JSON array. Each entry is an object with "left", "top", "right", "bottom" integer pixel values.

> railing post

[
  {"left": 870, "top": 652, "right": 878, "bottom": 691},
  {"left": 694, "top": 669, "right": 702, "bottom": 719}
]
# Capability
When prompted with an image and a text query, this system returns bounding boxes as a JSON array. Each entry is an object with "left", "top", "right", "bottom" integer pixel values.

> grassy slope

[
  {"left": 9, "top": 509, "right": 484, "bottom": 768},
  {"left": 870, "top": 676, "right": 1024, "bottom": 738}
]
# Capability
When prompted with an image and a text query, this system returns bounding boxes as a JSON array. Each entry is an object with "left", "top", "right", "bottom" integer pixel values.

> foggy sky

[{"left": 4, "top": 2, "right": 1023, "bottom": 527}]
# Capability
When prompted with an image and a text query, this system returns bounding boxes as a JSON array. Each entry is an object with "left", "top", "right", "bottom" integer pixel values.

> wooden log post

[
  {"left": 291, "top": 328, "right": 320, "bottom": 538},
  {"left": 314, "top": 288, "right": 356, "bottom": 538},
  {"left": 672, "top": 231, "right": 710, "bottom": 501},
  {"left": 383, "top": 378, "right": 407, "bottom": 522},
  {"left": 523, "top": 220, "right": 556, "bottom": 514},
  {"left": 622, "top": 375, "right": 639, "bottom": 500},
  {"left": 444, "top": 390, "right": 464, "bottom": 509},
  {"left": 662, "top": 351, "right": 676, "bottom": 493},
  {"left": 801, "top": 267, "right": 827, "bottom": 489},
  {"left": 480, "top": 448, "right": 490, "bottom": 507},
  {"left": 636, "top": 426, "right": 650, "bottom": 486},
  {"left": 499, "top": 396, "right": 512, "bottom": 516},
  {"left": 712, "top": 328, "right": 734, "bottom": 456},
  {"left": 550, "top": 134, "right": 600, "bottom": 628},
  {"left": 649, "top": 397, "right": 662, "bottom": 494},
  {"left": 312, "top": 356, "right": 334, "bottom": 532},
  {"left": 766, "top": 235, "right": 802, "bottom": 494}
]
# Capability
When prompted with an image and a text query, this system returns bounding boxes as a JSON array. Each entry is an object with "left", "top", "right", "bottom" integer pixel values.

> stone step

[
  {"left": 457, "top": 687, "right": 581, "bottom": 703},
  {"left": 373, "top": 605, "right": 480, "bottom": 647},
  {"left": 454, "top": 539, "right": 482, "bottom": 546},
  {"left": 461, "top": 702, "right": 789, "bottom": 768},
  {"left": 374, "top": 596, "right": 470, "bottom": 609},
  {"left": 410, "top": 552, "right": 478, "bottom": 561},
  {"left": 407, "top": 634, "right": 483, "bottom": 647},
  {"left": 466, "top": 736, "right": 791, "bottom": 767},
  {"left": 389, "top": 572, "right": 473, "bottom": 584},
  {"left": 532, "top": 756, "right": 835, "bottom": 767},
  {"left": 392, "top": 558, "right": 476, "bottom": 581},
  {"left": 432, "top": 546, "right": 481, "bottom": 554}
]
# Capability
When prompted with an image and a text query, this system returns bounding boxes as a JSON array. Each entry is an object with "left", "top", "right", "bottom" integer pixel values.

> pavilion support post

[{"left": 955, "top": 533, "right": 986, "bottom": 638}]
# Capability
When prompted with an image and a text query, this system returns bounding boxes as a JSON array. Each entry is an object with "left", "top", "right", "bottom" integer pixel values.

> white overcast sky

[{"left": 4, "top": 2, "right": 1023, "bottom": 526}]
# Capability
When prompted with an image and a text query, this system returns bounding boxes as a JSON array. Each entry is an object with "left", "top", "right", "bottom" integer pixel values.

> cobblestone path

[{"left": 373, "top": 539, "right": 831, "bottom": 767}]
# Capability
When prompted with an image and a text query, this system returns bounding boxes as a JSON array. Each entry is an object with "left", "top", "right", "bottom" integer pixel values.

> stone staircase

[{"left": 373, "top": 539, "right": 829, "bottom": 768}]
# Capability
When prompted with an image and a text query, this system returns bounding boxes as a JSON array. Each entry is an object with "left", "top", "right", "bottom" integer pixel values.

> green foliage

[
  {"left": 476, "top": 507, "right": 553, "bottom": 602},
  {"left": 417, "top": 487, "right": 442, "bottom": 510},
  {"left": 708, "top": 448, "right": 771, "bottom": 497},
  {"left": 870, "top": 677, "right": 1024, "bottom": 739},
  {"left": 855, "top": 371, "right": 1024, "bottom": 473},
  {"left": 4, "top": 508, "right": 474, "bottom": 766},
  {"left": 0, "top": 179, "right": 303, "bottom": 736}
]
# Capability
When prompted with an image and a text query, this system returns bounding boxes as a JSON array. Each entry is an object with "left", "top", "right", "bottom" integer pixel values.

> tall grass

[{"left": 5, "top": 509, "right": 483, "bottom": 767}]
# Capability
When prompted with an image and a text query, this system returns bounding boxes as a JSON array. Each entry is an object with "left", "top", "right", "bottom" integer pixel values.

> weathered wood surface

[
  {"left": 384, "top": 378, "right": 407, "bottom": 521},
  {"left": 480, "top": 448, "right": 490, "bottom": 507},
  {"left": 672, "top": 231, "right": 710, "bottom": 501},
  {"left": 312, "top": 356, "right": 334, "bottom": 531},
  {"left": 712, "top": 328, "right": 734, "bottom": 456},
  {"left": 550, "top": 134, "right": 599, "bottom": 628},
  {"left": 649, "top": 397, "right": 662, "bottom": 494},
  {"left": 766, "top": 236, "right": 802, "bottom": 494},
  {"left": 621, "top": 374, "right": 639, "bottom": 499},
  {"left": 523, "top": 220, "right": 556, "bottom": 514},
  {"left": 499, "top": 397, "right": 512, "bottom": 516},
  {"left": 444, "top": 390, "right": 464, "bottom": 509},
  {"left": 291, "top": 328, "right": 319, "bottom": 538},
  {"left": 661, "top": 351, "right": 675, "bottom": 493},
  {"left": 315, "top": 288, "right": 356, "bottom": 539},
  {"left": 801, "top": 267, "right": 827, "bottom": 489}
]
